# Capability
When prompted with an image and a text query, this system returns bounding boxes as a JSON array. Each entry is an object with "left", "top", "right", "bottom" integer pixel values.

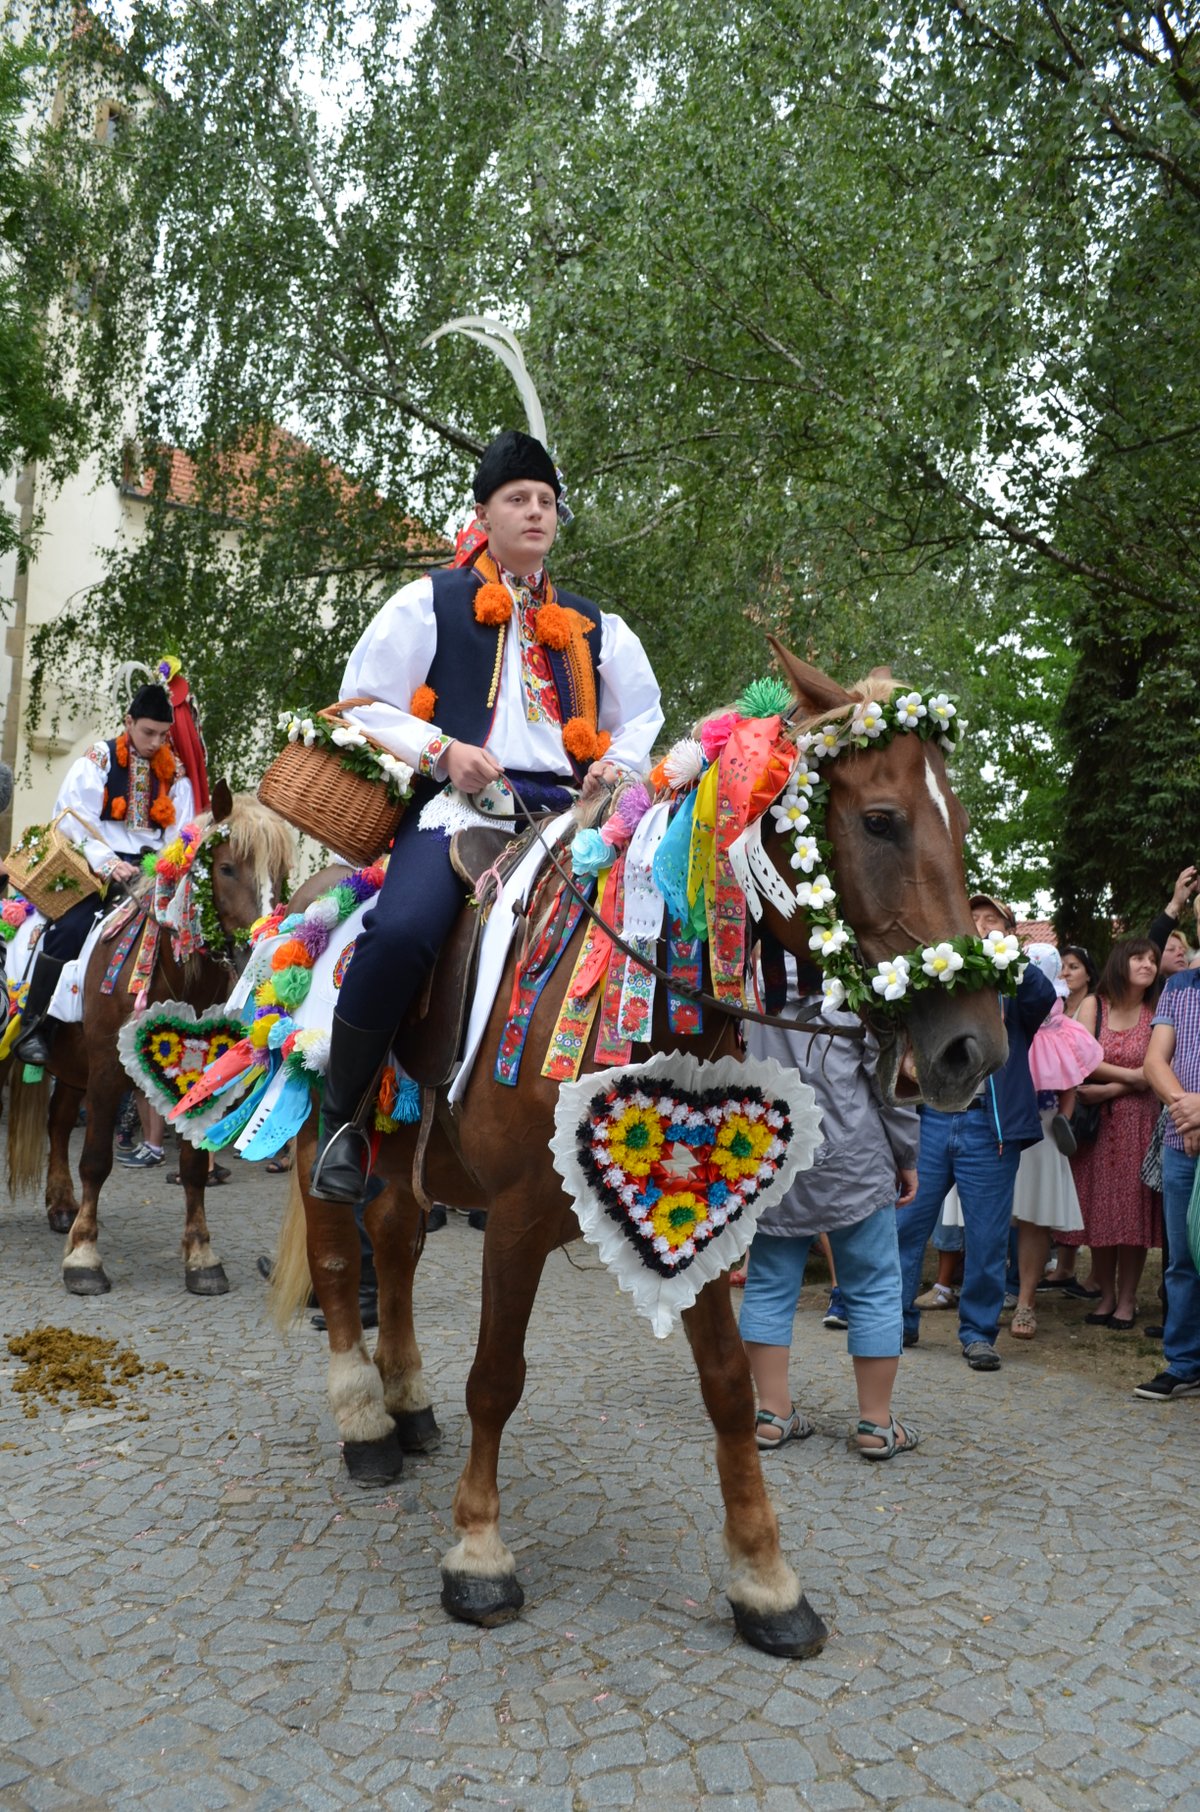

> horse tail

[
  {"left": 7, "top": 1068, "right": 50, "bottom": 1195},
  {"left": 270, "top": 1165, "right": 314, "bottom": 1332}
]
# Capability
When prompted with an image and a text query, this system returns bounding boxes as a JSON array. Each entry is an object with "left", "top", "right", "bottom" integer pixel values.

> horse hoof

[
  {"left": 47, "top": 1209, "right": 74, "bottom": 1235},
  {"left": 440, "top": 1569, "right": 525, "bottom": 1628},
  {"left": 63, "top": 1264, "right": 111, "bottom": 1296},
  {"left": 343, "top": 1429, "right": 405, "bottom": 1486},
  {"left": 185, "top": 1265, "right": 230, "bottom": 1296},
  {"left": 731, "top": 1593, "right": 829, "bottom": 1659},
  {"left": 393, "top": 1406, "right": 441, "bottom": 1453}
]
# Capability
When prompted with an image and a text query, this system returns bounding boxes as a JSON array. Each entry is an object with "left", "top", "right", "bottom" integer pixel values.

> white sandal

[{"left": 755, "top": 1406, "right": 814, "bottom": 1450}]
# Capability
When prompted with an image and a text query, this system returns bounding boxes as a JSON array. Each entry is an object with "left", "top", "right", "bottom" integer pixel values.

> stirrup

[{"left": 309, "top": 1122, "right": 372, "bottom": 1204}]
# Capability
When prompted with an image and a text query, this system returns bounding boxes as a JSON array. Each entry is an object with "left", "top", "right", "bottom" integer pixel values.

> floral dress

[{"left": 1070, "top": 1001, "right": 1162, "bottom": 1250}]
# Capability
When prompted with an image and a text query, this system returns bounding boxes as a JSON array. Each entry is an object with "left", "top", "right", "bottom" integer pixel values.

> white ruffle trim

[
  {"left": 550, "top": 1050, "right": 824, "bottom": 1339},
  {"left": 418, "top": 786, "right": 518, "bottom": 838}
]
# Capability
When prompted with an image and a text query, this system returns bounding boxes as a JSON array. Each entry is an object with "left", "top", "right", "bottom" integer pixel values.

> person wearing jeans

[
  {"left": 895, "top": 895, "right": 1054, "bottom": 1372},
  {"left": 1140, "top": 967, "right": 1200, "bottom": 1399}
]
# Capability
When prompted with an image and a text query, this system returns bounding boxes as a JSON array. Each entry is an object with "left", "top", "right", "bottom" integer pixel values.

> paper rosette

[{"left": 551, "top": 1050, "right": 823, "bottom": 1338}]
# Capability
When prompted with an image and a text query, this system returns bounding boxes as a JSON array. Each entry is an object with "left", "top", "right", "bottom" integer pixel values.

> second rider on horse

[{"left": 310, "top": 428, "right": 664, "bottom": 1203}]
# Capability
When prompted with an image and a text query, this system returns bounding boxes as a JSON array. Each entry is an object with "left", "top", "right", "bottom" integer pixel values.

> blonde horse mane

[{"left": 193, "top": 793, "right": 296, "bottom": 891}]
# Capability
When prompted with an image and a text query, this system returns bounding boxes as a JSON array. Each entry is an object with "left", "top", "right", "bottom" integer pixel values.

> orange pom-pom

[
  {"left": 114, "top": 733, "right": 129, "bottom": 768},
  {"left": 149, "top": 795, "right": 175, "bottom": 828},
  {"left": 152, "top": 745, "right": 177, "bottom": 782},
  {"left": 562, "top": 717, "right": 599, "bottom": 762},
  {"left": 109, "top": 796, "right": 128, "bottom": 821},
  {"left": 410, "top": 684, "right": 437, "bottom": 722},
  {"left": 533, "top": 601, "right": 572, "bottom": 650},
  {"left": 473, "top": 582, "right": 513, "bottom": 626},
  {"left": 595, "top": 731, "right": 612, "bottom": 759},
  {"left": 271, "top": 938, "right": 313, "bottom": 971}
]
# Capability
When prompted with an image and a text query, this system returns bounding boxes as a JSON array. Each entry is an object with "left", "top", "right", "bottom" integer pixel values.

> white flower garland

[{"left": 275, "top": 711, "right": 415, "bottom": 804}]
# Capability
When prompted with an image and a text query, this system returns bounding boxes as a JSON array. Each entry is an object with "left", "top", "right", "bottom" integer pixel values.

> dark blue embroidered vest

[{"left": 423, "top": 565, "right": 603, "bottom": 781}]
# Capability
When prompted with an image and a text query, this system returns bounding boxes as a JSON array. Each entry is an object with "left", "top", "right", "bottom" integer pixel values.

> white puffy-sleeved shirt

[
  {"left": 340, "top": 572, "right": 663, "bottom": 780},
  {"left": 55, "top": 742, "right": 196, "bottom": 879}
]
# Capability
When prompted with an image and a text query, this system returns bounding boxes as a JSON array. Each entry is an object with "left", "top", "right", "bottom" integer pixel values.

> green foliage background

[{"left": 12, "top": 1, "right": 1200, "bottom": 940}]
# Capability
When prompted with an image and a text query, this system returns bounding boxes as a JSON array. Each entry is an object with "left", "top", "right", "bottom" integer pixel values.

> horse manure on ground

[{"left": 4, "top": 1325, "right": 183, "bottom": 1419}]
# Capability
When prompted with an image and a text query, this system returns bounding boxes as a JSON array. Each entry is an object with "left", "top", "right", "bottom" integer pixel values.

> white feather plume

[{"left": 421, "top": 315, "right": 548, "bottom": 446}]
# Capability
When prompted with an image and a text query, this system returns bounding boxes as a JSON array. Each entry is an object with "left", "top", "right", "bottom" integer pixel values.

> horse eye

[
  {"left": 218, "top": 862, "right": 238, "bottom": 878},
  {"left": 862, "top": 811, "right": 895, "bottom": 839}
]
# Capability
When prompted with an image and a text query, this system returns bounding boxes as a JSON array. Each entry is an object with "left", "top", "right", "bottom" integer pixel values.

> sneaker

[
  {"left": 914, "top": 1282, "right": 956, "bottom": 1310},
  {"left": 822, "top": 1287, "right": 848, "bottom": 1330},
  {"left": 116, "top": 1143, "right": 164, "bottom": 1169},
  {"left": 1049, "top": 1112, "right": 1077, "bottom": 1157},
  {"left": 964, "top": 1341, "right": 1002, "bottom": 1371},
  {"left": 1003, "top": 1292, "right": 1017, "bottom": 1311},
  {"left": 1133, "top": 1371, "right": 1200, "bottom": 1401}
]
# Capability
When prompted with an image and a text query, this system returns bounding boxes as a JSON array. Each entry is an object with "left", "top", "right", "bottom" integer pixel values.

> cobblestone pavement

[{"left": 3, "top": 1137, "right": 1200, "bottom": 1812}]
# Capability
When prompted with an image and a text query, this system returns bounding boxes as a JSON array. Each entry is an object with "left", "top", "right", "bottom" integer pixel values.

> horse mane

[{"left": 195, "top": 793, "right": 296, "bottom": 889}]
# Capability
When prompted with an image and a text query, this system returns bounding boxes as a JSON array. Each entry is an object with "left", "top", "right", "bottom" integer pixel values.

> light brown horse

[
  {"left": 269, "top": 650, "right": 1008, "bottom": 1657},
  {"left": 7, "top": 788, "right": 294, "bottom": 1295}
]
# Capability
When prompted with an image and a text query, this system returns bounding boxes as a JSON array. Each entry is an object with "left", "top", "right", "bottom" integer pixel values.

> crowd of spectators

[{"left": 737, "top": 865, "right": 1200, "bottom": 1451}]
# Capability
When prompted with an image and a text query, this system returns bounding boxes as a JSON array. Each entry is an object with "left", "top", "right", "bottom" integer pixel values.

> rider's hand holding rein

[{"left": 444, "top": 743, "right": 503, "bottom": 794}]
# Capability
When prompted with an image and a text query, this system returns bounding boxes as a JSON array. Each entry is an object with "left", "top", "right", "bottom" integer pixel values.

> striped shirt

[{"left": 1152, "top": 972, "right": 1200, "bottom": 1151}]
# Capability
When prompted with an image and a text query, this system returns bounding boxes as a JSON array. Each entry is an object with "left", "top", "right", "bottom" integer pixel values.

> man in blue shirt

[{"left": 896, "top": 895, "right": 1055, "bottom": 1371}]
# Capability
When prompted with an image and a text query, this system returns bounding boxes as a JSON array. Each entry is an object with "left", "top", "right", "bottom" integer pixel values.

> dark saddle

[{"left": 392, "top": 821, "right": 560, "bottom": 1089}]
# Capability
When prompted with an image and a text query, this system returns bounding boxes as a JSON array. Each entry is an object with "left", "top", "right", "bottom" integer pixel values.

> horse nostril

[{"left": 939, "top": 1033, "right": 981, "bottom": 1078}]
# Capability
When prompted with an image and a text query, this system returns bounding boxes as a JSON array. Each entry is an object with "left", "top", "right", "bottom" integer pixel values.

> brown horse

[
  {"left": 268, "top": 650, "right": 1008, "bottom": 1657},
  {"left": 7, "top": 788, "right": 294, "bottom": 1295}
]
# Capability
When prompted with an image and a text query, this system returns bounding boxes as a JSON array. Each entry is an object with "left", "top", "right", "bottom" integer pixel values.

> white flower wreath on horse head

[{"left": 734, "top": 688, "right": 1023, "bottom": 1014}]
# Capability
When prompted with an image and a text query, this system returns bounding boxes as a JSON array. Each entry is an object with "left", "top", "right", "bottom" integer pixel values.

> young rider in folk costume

[
  {"left": 13, "top": 681, "right": 197, "bottom": 1067},
  {"left": 311, "top": 428, "right": 664, "bottom": 1203}
]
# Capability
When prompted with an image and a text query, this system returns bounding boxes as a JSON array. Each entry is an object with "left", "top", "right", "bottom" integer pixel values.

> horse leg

[
  {"left": 296, "top": 1119, "right": 400, "bottom": 1484},
  {"left": 366, "top": 1176, "right": 440, "bottom": 1457},
  {"left": 178, "top": 1138, "right": 229, "bottom": 1295},
  {"left": 681, "top": 1277, "right": 829, "bottom": 1658},
  {"left": 440, "top": 1194, "right": 567, "bottom": 1628},
  {"left": 62, "top": 1068, "right": 126, "bottom": 1296},
  {"left": 46, "top": 1080, "right": 84, "bottom": 1234}
]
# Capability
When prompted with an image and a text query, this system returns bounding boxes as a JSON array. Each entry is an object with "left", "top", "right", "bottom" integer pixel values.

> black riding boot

[
  {"left": 12, "top": 953, "right": 66, "bottom": 1067},
  {"left": 309, "top": 1011, "right": 395, "bottom": 1204}
]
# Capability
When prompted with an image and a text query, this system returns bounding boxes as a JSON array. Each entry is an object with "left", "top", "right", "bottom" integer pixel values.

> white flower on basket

[
  {"left": 285, "top": 718, "right": 302, "bottom": 742},
  {"left": 810, "top": 921, "right": 850, "bottom": 957},
  {"left": 850, "top": 700, "right": 887, "bottom": 740},
  {"left": 770, "top": 791, "right": 810, "bottom": 833},
  {"left": 894, "top": 691, "right": 926, "bottom": 730},
  {"left": 983, "top": 930, "right": 1020, "bottom": 970},
  {"left": 928, "top": 693, "right": 957, "bottom": 730},
  {"left": 921, "top": 942, "right": 965, "bottom": 984},
  {"left": 376, "top": 752, "right": 414, "bottom": 791},
  {"left": 789, "top": 835, "right": 821, "bottom": 874},
  {"left": 330, "top": 726, "right": 368, "bottom": 749},
  {"left": 299, "top": 718, "right": 317, "bottom": 747},
  {"left": 872, "top": 955, "right": 911, "bottom": 1002},
  {"left": 822, "top": 975, "right": 847, "bottom": 1010}
]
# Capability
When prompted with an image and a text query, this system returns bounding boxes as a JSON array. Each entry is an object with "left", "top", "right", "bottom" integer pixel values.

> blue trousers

[
  {"left": 336, "top": 800, "right": 467, "bottom": 1033},
  {"left": 896, "top": 1106, "right": 1020, "bottom": 1349},
  {"left": 738, "top": 1202, "right": 903, "bottom": 1357},
  {"left": 1161, "top": 1146, "right": 1200, "bottom": 1381}
]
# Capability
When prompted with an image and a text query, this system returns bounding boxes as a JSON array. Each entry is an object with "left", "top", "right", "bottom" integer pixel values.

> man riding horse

[
  {"left": 311, "top": 429, "right": 664, "bottom": 1203},
  {"left": 14, "top": 680, "right": 196, "bottom": 1069}
]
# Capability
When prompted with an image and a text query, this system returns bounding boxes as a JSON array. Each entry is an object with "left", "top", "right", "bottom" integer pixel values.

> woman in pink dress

[{"left": 1070, "top": 938, "right": 1163, "bottom": 1329}]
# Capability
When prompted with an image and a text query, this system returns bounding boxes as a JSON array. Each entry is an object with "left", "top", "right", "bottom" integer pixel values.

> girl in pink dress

[
  {"left": 1070, "top": 938, "right": 1163, "bottom": 1330},
  {"left": 1024, "top": 944, "right": 1105, "bottom": 1151}
]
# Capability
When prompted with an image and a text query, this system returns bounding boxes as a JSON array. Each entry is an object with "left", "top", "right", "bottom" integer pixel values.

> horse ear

[
  {"left": 867, "top": 664, "right": 893, "bottom": 684},
  {"left": 210, "top": 778, "right": 233, "bottom": 823},
  {"left": 766, "top": 636, "right": 854, "bottom": 715}
]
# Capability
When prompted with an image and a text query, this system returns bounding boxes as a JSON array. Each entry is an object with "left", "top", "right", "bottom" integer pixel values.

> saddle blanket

[{"left": 48, "top": 911, "right": 111, "bottom": 1024}]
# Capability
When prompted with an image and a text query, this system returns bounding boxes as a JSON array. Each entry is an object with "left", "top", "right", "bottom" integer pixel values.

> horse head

[
  {"left": 761, "top": 640, "right": 1009, "bottom": 1111},
  {"left": 204, "top": 785, "right": 296, "bottom": 958}
]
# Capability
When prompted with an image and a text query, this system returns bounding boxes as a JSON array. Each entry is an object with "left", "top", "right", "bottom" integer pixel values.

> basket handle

[
  {"left": 315, "top": 697, "right": 399, "bottom": 759},
  {"left": 50, "top": 807, "right": 116, "bottom": 852}
]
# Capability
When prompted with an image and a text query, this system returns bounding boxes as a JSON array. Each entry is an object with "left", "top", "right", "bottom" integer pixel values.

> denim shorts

[{"left": 737, "top": 1201, "right": 903, "bottom": 1357}]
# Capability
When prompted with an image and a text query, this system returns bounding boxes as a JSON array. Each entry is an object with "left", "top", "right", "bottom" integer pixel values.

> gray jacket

[{"left": 745, "top": 996, "right": 919, "bottom": 1237}]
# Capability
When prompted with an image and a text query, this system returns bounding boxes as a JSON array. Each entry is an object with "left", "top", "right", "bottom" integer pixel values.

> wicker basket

[
  {"left": 257, "top": 699, "right": 407, "bottom": 866},
  {"left": 6, "top": 811, "right": 103, "bottom": 920}
]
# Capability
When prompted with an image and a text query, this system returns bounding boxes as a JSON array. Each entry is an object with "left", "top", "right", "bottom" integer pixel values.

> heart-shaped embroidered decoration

[
  {"left": 552, "top": 1051, "right": 823, "bottom": 1337},
  {"left": 578, "top": 1076, "right": 794, "bottom": 1274},
  {"left": 117, "top": 1001, "right": 249, "bottom": 1128}
]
